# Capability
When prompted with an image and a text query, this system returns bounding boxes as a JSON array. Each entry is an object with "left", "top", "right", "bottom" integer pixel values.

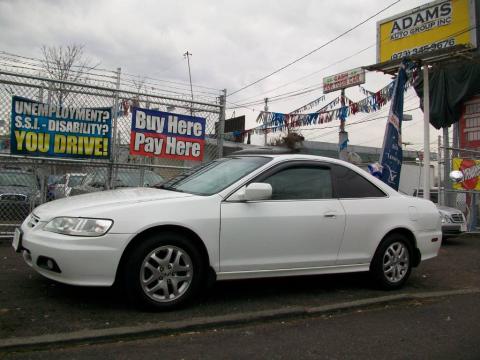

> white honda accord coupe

[{"left": 13, "top": 154, "right": 442, "bottom": 309}]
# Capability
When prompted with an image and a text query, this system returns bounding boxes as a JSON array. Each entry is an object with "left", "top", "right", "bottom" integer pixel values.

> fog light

[
  {"left": 46, "top": 259, "right": 54, "bottom": 270},
  {"left": 37, "top": 256, "right": 61, "bottom": 273}
]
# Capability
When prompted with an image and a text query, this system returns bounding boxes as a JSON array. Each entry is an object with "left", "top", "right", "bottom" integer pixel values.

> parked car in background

[
  {"left": 51, "top": 173, "right": 86, "bottom": 199},
  {"left": 15, "top": 154, "right": 441, "bottom": 310},
  {"left": 413, "top": 188, "right": 467, "bottom": 238},
  {"left": 70, "top": 168, "right": 164, "bottom": 196},
  {"left": 0, "top": 169, "right": 40, "bottom": 222},
  {"left": 438, "top": 205, "right": 467, "bottom": 238},
  {"left": 46, "top": 175, "right": 63, "bottom": 201}
]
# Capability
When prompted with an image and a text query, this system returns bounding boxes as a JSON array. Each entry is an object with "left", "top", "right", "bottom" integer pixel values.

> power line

[
  {"left": 228, "top": 0, "right": 401, "bottom": 97},
  {"left": 232, "top": 18, "right": 479, "bottom": 112}
]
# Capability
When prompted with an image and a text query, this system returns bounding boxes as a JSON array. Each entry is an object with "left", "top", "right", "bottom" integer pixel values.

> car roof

[
  {"left": 229, "top": 152, "right": 351, "bottom": 166},
  {"left": 0, "top": 169, "right": 35, "bottom": 175}
]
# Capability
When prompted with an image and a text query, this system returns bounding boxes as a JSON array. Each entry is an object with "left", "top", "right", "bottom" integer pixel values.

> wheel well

[
  {"left": 378, "top": 228, "right": 421, "bottom": 267},
  {"left": 114, "top": 225, "right": 213, "bottom": 285}
]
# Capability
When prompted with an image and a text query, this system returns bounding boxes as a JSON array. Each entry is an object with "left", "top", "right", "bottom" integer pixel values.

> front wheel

[
  {"left": 370, "top": 234, "right": 413, "bottom": 290},
  {"left": 123, "top": 232, "right": 205, "bottom": 310}
]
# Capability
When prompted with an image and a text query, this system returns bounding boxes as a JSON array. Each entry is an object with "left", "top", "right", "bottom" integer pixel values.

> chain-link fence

[
  {"left": 438, "top": 140, "right": 480, "bottom": 232},
  {"left": 0, "top": 59, "right": 225, "bottom": 236}
]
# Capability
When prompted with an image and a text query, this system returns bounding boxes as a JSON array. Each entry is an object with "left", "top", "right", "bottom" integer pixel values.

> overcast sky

[{"left": 0, "top": 0, "right": 442, "bottom": 152}]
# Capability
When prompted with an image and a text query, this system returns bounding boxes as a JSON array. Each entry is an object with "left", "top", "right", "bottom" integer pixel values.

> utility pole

[
  {"left": 217, "top": 89, "right": 227, "bottom": 158},
  {"left": 339, "top": 88, "right": 348, "bottom": 161},
  {"left": 264, "top": 98, "right": 269, "bottom": 146},
  {"left": 422, "top": 63, "right": 431, "bottom": 201},
  {"left": 184, "top": 51, "right": 194, "bottom": 115}
]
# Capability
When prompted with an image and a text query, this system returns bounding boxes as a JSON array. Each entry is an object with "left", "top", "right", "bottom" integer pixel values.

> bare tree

[{"left": 41, "top": 44, "right": 97, "bottom": 106}]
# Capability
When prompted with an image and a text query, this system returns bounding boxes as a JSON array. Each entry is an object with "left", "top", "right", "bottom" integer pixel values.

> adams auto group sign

[{"left": 377, "top": 0, "right": 477, "bottom": 63}]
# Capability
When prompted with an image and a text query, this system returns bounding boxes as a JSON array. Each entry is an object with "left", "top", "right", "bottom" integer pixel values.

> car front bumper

[
  {"left": 18, "top": 218, "right": 132, "bottom": 287},
  {"left": 442, "top": 223, "right": 467, "bottom": 236}
]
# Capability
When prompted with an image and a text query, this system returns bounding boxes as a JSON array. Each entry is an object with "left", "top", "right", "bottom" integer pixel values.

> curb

[{"left": 1, "top": 288, "right": 478, "bottom": 352}]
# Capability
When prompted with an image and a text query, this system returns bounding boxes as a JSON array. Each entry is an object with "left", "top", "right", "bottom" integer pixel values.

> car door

[
  {"left": 330, "top": 164, "right": 391, "bottom": 265},
  {"left": 219, "top": 161, "right": 346, "bottom": 273}
]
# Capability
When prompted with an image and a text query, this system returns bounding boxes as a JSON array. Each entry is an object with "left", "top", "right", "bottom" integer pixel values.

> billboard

[
  {"left": 322, "top": 67, "right": 365, "bottom": 94},
  {"left": 11, "top": 96, "right": 112, "bottom": 159},
  {"left": 377, "top": 0, "right": 477, "bottom": 63},
  {"left": 130, "top": 107, "right": 206, "bottom": 161}
]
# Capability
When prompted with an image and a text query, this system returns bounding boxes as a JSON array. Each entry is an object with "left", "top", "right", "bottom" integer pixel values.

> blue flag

[{"left": 378, "top": 62, "right": 407, "bottom": 190}]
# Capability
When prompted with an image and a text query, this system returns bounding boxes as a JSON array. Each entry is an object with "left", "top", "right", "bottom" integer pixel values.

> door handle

[{"left": 324, "top": 213, "right": 336, "bottom": 218}]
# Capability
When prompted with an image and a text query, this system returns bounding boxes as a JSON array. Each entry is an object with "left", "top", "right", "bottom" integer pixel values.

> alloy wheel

[
  {"left": 140, "top": 245, "right": 193, "bottom": 303},
  {"left": 382, "top": 241, "right": 410, "bottom": 283}
]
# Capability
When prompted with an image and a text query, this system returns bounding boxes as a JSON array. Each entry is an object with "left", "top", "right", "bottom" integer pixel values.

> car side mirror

[
  {"left": 244, "top": 183, "right": 272, "bottom": 201},
  {"left": 449, "top": 170, "right": 464, "bottom": 183}
]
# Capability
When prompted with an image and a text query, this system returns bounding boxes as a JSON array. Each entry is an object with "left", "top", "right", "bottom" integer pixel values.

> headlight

[
  {"left": 439, "top": 213, "right": 451, "bottom": 224},
  {"left": 44, "top": 217, "right": 113, "bottom": 237}
]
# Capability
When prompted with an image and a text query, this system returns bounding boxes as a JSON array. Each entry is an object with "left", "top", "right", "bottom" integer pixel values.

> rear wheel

[
  {"left": 370, "top": 234, "right": 413, "bottom": 290},
  {"left": 124, "top": 232, "right": 204, "bottom": 310}
]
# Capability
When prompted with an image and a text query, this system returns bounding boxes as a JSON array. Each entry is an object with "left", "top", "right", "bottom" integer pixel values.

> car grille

[
  {"left": 451, "top": 214, "right": 464, "bottom": 223},
  {"left": 27, "top": 214, "right": 41, "bottom": 228},
  {"left": 0, "top": 193, "right": 28, "bottom": 202}
]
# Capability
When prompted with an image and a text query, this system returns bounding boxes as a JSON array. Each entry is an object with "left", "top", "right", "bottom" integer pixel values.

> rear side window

[
  {"left": 261, "top": 165, "right": 333, "bottom": 200},
  {"left": 333, "top": 165, "right": 386, "bottom": 198}
]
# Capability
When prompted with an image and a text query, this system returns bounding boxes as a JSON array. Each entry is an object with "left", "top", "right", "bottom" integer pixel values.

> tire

[
  {"left": 370, "top": 233, "right": 413, "bottom": 290},
  {"left": 123, "top": 232, "right": 205, "bottom": 310}
]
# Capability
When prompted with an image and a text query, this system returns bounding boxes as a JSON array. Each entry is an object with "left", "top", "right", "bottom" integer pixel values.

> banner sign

[
  {"left": 323, "top": 68, "right": 365, "bottom": 94},
  {"left": 459, "top": 95, "right": 480, "bottom": 149},
  {"left": 11, "top": 96, "right": 111, "bottom": 159},
  {"left": 130, "top": 107, "right": 205, "bottom": 161},
  {"left": 378, "top": 63, "right": 407, "bottom": 190},
  {"left": 377, "top": 0, "right": 477, "bottom": 63},
  {"left": 452, "top": 157, "right": 480, "bottom": 190}
]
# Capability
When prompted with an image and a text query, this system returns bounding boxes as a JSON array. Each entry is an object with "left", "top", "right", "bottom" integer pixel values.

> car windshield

[
  {"left": 0, "top": 172, "right": 38, "bottom": 188},
  {"left": 160, "top": 156, "right": 271, "bottom": 196},
  {"left": 68, "top": 175, "right": 85, "bottom": 187}
]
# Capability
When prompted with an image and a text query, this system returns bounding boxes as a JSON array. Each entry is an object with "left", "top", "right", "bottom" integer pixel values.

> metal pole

[
  {"left": 184, "top": 51, "right": 194, "bottom": 115},
  {"left": 108, "top": 67, "right": 121, "bottom": 190},
  {"left": 339, "top": 88, "right": 348, "bottom": 161},
  {"left": 264, "top": 98, "right": 269, "bottom": 146},
  {"left": 443, "top": 127, "right": 452, "bottom": 207},
  {"left": 438, "top": 135, "right": 443, "bottom": 205},
  {"left": 217, "top": 89, "right": 227, "bottom": 159},
  {"left": 423, "top": 64, "right": 431, "bottom": 200}
]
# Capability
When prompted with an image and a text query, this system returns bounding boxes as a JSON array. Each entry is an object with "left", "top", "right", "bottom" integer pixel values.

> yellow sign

[
  {"left": 377, "top": 0, "right": 477, "bottom": 63},
  {"left": 452, "top": 157, "right": 480, "bottom": 190}
]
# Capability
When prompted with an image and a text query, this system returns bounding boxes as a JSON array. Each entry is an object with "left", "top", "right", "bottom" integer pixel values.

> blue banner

[
  {"left": 10, "top": 96, "right": 112, "bottom": 159},
  {"left": 378, "top": 63, "right": 407, "bottom": 190}
]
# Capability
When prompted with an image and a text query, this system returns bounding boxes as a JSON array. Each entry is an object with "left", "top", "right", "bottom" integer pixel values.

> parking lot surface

[{"left": 0, "top": 235, "right": 479, "bottom": 341}]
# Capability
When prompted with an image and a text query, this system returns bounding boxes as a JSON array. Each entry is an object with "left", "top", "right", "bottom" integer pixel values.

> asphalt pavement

[
  {"left": 3, "top": 292, "right": 479, "bottom": 360},
  {"left": 0, "top": 234, "right": 479, "bottom": 352}
]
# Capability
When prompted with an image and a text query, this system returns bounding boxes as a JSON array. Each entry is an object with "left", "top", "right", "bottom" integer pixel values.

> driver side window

[{"left": 261, "top": 166, "right": 333, "bottom": 200}]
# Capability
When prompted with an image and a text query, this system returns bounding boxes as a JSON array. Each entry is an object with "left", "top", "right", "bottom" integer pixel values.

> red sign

[
  {"left": 459, "top": 95, "right": 480, "bottom": 150},
  {"left": 130, "top": 107, "right": 205, "bottom": 161}
]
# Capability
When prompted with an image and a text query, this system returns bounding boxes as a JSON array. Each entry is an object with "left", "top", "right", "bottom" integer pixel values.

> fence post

[
  {"left": 217, "top": 89, "right": 226, "bottom": 158},
  {"left": 443, "top": 127, "right": 452, "bottom": 207},
  {"left": 438, "top": 135, "right": 443, "bottom": 205},
  {"left": 108, "top": 67, "right": 122, "bottom": 190}
]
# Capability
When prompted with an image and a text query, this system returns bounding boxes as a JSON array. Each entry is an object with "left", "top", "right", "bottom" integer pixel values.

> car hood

[
  {"left": 437, "top": 205, "right": 463, "bottom": 214},
  {"left": 33, "top": 187, "right": 194, "bottom": 219},
  {"left": 0, "top": 185, "right": 37, "bottom": 196}
]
